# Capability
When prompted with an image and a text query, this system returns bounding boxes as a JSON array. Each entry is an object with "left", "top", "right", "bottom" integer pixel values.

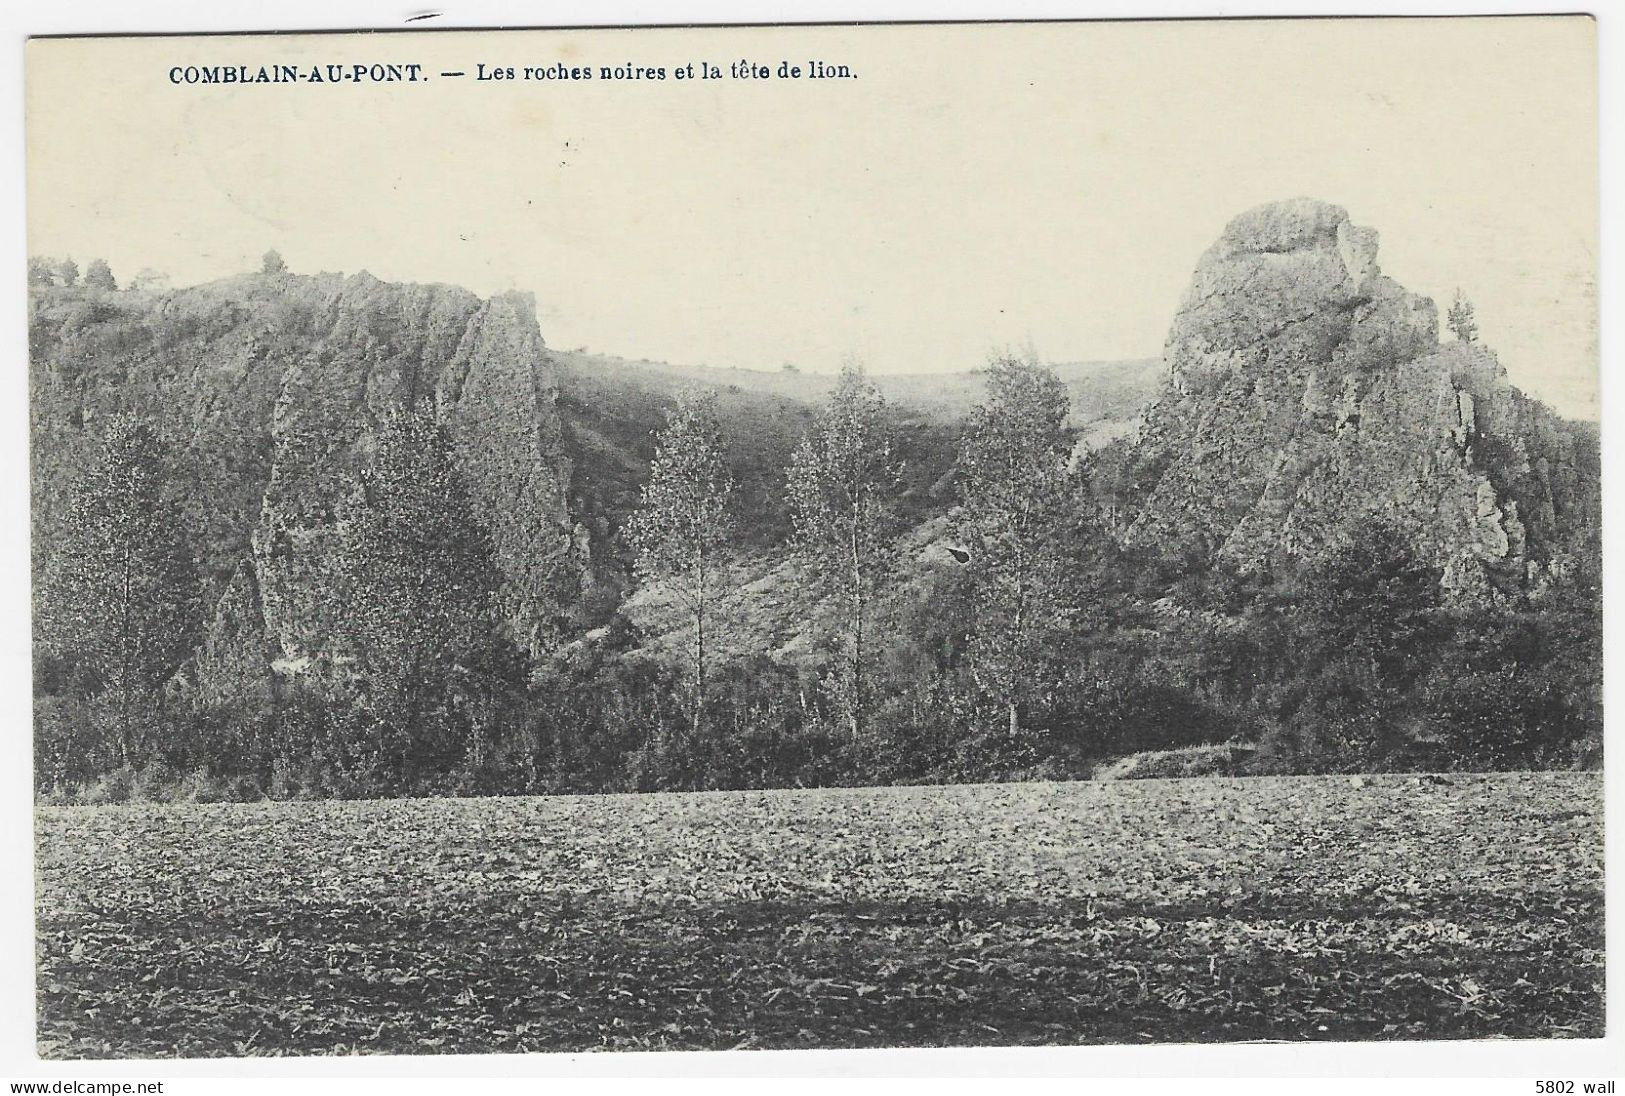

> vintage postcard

[{"left": 22, "top": 16, "right": 1603, "bottom": 1065}]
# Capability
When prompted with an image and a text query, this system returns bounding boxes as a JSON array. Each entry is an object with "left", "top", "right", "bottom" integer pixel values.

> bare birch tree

[
  {"left": 955, "top": 355, "right": 1081, "bottom": 737},
  {"left": 623, "top": 389, "right": 735, "bottom": 734},
  {"left": 787, "top": 364, "right": 900, "bottom": 745}
]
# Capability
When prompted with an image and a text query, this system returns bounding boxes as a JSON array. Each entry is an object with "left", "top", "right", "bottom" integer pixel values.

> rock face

[
  {"left": 30, "top": 272, "right": 579, "bottom": 671},
  {"left": 184, "top": 558, "right": 278, "bottom": 710},
  {"left": 1114, "top": 198, "right": 1599, "bottom": 600}
]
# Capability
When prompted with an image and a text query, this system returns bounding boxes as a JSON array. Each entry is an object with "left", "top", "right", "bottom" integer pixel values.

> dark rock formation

[
  {"left": 30, "top": 272, "right": 579, "bottom": 669},
  {"left": 440, "top": 292, "right": 578, "bottom": 653},
  {"left": 30, "top": 201, "right": 1601, "bottom": 703},
  {"left": 182, "top": 557, "right": 278, "bottom": 710},
  {"left": 1113, "top": 198, "right": 1598, "bottom": 601}
]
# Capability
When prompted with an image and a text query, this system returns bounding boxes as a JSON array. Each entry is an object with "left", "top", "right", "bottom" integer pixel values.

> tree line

[
  {"left": 33, "top": 358, "right": 1601, "bottom": 801},
  {"left": 28, "top": 249, "right": 289, "bottom": 293},
  {"left": 29, "top": 256, "right": 117, "bottom": 290}
]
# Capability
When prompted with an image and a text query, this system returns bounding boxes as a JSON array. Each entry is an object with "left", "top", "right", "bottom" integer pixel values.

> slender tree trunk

[
  {"left": 1010, "top": 522, "right": 1030, "bottom": 740},
  {"left": 693, "top": 586, "right": 706, "bottom": 737},
  {"left": 118, "top": 540, "right": 134, "bottom": 767},
  {"left": 851, "top": 587, "right": 864, "bottom": 743},
  {"left": 849, "top": 508, "right": 864, "bottom": 745}
]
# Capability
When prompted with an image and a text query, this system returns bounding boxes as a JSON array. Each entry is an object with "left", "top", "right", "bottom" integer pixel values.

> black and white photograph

[{"left": 7, "top": 9, "right": 1617, "bottom": 1082}]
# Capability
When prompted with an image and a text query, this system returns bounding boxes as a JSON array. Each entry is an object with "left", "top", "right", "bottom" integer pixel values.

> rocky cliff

[
  {"left": 30, "top": 201, "right": 1601, "bottom": 693},
  {"left": 1111, "top": 198, "right": 1599, "bottom": 601},
  {"left": 30, "top": 272, "right": 579, "bottom": 667}
]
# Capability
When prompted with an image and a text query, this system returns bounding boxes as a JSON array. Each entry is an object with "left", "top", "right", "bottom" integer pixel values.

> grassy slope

[
  {"left": 36, "top": 772, "right": 1603, "bottom": 1057},
  {"left": 552, "top": 349, "right": 1154, "bottom": 646},
  {"left": 551, "top": 348, "right": 1161, "bottom": 429},
  {"left": 554, "top": 351, "right": 966, "bottom": 569}
]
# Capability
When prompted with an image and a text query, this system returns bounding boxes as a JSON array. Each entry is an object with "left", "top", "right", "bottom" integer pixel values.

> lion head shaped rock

[
  {"left": 1114, "top": 198, "right": 1597, "bottom": 605},
  {"left": 1166, "top": 199, "right": 1438, "bottom": 396}
]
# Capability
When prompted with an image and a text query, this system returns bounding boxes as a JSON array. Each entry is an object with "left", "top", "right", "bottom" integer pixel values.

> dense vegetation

[
  {"left": 35, "top": 773, "right": 1605, "bottom": 1055},
  {"left": 32, "top": 340, "right": 1601, "bottom": 801}
]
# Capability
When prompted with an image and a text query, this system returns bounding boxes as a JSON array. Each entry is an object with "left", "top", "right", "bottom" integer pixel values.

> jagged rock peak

[
  {"left": 25, "top": 268, "right": 580, "bottom": 667},
  {"left": 1108, "top": 198, "right": 1599, "bottom": 604},
  {"left": 1213, "top": 197, "right": 1370, "bottom": 261},
  {"left": 1167, "top": 198, "right": 1438, "bottom": 396}
]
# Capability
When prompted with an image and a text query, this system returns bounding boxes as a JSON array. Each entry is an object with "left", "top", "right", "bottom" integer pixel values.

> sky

[{"left": 25, "top": 16, "right": 1599, "bottom": 418}]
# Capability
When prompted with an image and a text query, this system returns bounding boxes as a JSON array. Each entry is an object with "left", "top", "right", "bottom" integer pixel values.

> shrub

[{"left": 1092, "top": 742, "right": 1256, "bottom": 781}]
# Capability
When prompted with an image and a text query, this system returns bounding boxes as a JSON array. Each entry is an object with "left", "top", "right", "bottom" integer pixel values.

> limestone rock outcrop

[
  {"left": 1113, "top": 198, "right": 1598, "bottom": 600},
  {"left": 30, "top": 271, "right": 580, "bottom": 674}
]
